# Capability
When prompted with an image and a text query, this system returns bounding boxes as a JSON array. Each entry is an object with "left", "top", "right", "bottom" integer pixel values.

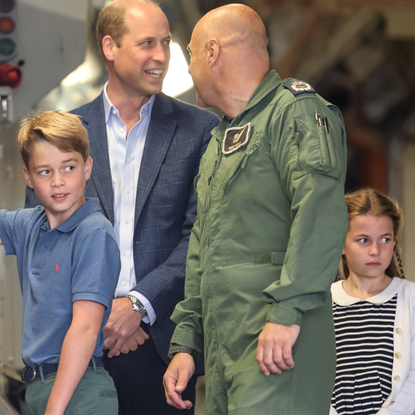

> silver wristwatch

[{"left": 126, "top": 295, "right": 148, "bottom": 317}]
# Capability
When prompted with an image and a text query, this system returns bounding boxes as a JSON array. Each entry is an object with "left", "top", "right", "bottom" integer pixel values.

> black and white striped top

[{"left": 331, "top": 284, "right": 397, "bottom": 415}]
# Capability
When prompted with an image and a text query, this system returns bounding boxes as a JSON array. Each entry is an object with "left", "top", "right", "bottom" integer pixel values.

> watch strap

[
  {"left": 168, "top": 344, "right": 199, "bottom": 362},
  {"left": 126, "top": 294, "right": 148, "bottom": 317}
]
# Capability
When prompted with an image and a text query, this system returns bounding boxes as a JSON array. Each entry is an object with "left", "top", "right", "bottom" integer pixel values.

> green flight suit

[{"left": 171, "top": 70, "right": 348, "bottom": 415}]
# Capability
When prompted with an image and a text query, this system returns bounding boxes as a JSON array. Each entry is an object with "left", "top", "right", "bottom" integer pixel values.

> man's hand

[
  {"left": 163, "top": 353, "right": 195, "bottom": 410},
  {"left": 256, "top": 322, "right": 300, "bottom": 376},
  {"left": 119, "top": 327, "right": 150, "bottom": 354},
  {"left": 103, "top": 297, "right": 148, "bottom": 357}
]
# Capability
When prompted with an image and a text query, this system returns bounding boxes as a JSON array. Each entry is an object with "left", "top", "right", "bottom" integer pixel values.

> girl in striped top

[{"left": 330, "top": 188, "right": 415, "bottom": 415}]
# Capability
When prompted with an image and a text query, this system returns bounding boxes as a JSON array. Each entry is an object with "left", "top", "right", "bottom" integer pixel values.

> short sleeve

[
  {"left": 71, "top": 214, "right": 121, "bottom": 308},
  {"left": 0, "top": 208, "right": 38, "bottom": 256}
]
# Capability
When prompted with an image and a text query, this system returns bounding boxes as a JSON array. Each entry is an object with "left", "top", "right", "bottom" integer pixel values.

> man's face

[
  {"left": 109, "top": 5, "right": 171, "bottom": 100},
  {"left": 187, "top": 24, "right": 210, "bottom": 107}
]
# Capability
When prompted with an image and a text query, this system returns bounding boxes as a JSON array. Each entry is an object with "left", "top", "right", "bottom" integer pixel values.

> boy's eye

[
  {"left": 64, "top": 166, "right": 74, "bottom": 172},
  {"left": 39, "top": 170, "right": 49, "bottom": 176}
]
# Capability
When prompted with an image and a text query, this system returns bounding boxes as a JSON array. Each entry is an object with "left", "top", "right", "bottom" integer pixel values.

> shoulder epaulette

[{"left": 283, "top": 80, "right": 316, "bottom": 96}]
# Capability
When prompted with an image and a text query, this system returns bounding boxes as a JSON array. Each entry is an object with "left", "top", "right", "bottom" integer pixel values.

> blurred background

[{"left": 1, "top": 0, "right": 415, "bottom": 413}]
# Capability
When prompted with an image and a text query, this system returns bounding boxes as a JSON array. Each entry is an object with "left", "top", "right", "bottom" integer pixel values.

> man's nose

[{"left": 154, "top": 43, "right": 170, "bottom": 63}]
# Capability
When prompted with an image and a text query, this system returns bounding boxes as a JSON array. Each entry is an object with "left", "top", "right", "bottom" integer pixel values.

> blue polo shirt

[{"left": 0, "top": 198, "right": 120, "bottom": 367}]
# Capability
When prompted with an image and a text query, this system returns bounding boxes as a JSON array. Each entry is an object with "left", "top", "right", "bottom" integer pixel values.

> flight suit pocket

[
  {"left": 292, "top": 114, "right": 341, "bottom": 179},
  {"left": 223, "top": 136, "right": 261, "bottom": 194}
]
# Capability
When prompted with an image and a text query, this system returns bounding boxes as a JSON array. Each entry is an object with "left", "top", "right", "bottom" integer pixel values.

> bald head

[
  {"left": 196, "top": 4, "right": 268, "bottom": 57},
  {"left": 188, "top": 4, "right": 269, "bottom": 116}
]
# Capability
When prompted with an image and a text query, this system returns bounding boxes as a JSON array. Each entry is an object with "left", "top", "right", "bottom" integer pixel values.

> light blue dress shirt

[{"left": 103, "top": 83, "right": 155, "bottom": 324}]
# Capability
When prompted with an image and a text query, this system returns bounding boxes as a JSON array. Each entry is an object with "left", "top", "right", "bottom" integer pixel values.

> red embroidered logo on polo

[{"left": 55, "top": 264, "right": 59, "bottom": 272}]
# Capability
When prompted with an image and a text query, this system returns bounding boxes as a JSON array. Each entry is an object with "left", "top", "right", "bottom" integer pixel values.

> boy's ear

[
  {"left": 23, "top": 166, "right": 34, "bottom": 189},
  {"left": 84, "top": 156, "right": 93, "bottom": 181}
]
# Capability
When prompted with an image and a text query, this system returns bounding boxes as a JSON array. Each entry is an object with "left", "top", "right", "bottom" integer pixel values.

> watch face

[{"left": 127, "top": 295, "right": 147, "bottom": 316}]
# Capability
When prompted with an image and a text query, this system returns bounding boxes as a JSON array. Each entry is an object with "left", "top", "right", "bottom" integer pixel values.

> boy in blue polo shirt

[{"left": 0, "top": 110, "right": 120, "bottom": 415}]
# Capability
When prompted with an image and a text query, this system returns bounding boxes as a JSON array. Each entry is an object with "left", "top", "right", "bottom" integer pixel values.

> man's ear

[
  {"left": 102, "top": 35, "right": 116, "bottom": 62},
  {"left": 84, "top": 156, "right": 93, "bottom": 181},
  {"left": 23, "top": 166, "right": 34, "bottom": 189},
  {"left": 207, "top": 39, "right": 219, "bottom": 67}
]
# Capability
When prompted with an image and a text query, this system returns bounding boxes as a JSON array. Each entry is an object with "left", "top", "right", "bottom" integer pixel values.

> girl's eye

[
  {"left": 358, "top": 238, "right": 367, "bottom": 243},
  {"left": 382, "top": 237, "right": 391, "bottom": 243}
]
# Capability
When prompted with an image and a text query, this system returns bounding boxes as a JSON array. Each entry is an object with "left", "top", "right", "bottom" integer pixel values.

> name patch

[{"left": 222, "top": 123, "right": 252, "bottom": 155}]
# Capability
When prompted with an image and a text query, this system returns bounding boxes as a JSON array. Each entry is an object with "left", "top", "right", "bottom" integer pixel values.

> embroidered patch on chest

[
  {"left": 283, "top": 80, "right": 316, "bottom": 96},
  {"left": 222, "top": 123, "right": 252, "bottom": 155}
]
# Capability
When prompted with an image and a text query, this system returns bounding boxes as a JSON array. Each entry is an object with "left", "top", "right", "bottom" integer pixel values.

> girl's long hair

[{"left": 340, "top": 188, "right": 405, "bottom": 280}]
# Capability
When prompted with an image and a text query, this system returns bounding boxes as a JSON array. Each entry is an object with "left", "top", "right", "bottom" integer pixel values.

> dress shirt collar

[{"left": 102, "top": 81, "right": 155, "bottom": 123}]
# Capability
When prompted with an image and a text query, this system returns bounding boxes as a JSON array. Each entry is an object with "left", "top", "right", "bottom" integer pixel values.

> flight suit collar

[{"left": 212, "top": 70, "right": 282, "bottom": 138}]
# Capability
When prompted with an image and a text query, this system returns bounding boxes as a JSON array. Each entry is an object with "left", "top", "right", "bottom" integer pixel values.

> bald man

[
  {"left": 25, "top": 1, "right": 219, "bottom": 414},
  {"left": 163, "top": 4, "right": 348, "bottom": 415}
]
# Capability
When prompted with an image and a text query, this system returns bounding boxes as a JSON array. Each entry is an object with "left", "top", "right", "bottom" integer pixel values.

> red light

[
  {"left": 0, "top": 64, "right": 22, "bottom": 88},
  {"left": 0, "top": 17, "right": 14, "bottom": 34}
]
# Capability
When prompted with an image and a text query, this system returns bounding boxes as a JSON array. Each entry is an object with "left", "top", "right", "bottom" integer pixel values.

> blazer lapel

[
  {"left": 80, "top": 94, "right": 115, "bottom": 224},
  {"left": 134, "top": 94, "right": 177, "bottom": 228}
]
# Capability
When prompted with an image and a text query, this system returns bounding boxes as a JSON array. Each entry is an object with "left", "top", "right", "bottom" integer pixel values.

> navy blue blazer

[{"left": 25, "top": 92, "right": 220, "bottom": 370}]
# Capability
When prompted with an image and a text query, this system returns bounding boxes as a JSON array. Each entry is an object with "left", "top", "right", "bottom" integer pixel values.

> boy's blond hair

[{"left": 18, "top": 110, "right": 89, "bottom": 168}]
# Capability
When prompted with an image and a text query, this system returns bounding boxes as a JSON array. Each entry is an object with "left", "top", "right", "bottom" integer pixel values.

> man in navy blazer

[{"left": 25, "top": 1, "right": 219, "bottom": 414}]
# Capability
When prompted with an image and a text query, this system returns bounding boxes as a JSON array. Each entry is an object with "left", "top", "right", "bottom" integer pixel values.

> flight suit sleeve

[
  {"left": 263, "top": 99, "right": 349, "bottom": 327},
  {"left": 170, "top": 216, "right": 204, "bottom": 353}
]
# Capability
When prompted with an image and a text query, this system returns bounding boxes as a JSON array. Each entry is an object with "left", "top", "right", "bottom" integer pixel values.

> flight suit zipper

[{"left": 206, "top": 139, "right": 222, "bottom": 212}]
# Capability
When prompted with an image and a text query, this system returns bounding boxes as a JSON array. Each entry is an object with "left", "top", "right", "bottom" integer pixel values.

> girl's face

[{"left": 343, "top": 215, "right": 396, "bottom": 281}]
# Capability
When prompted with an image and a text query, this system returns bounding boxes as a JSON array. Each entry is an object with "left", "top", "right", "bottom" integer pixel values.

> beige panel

[
  {"left": 0, "top": 120, "right": 25, "bottom": 371},
  {"left": 386, "top": 10, "right": 415, "bottom": 38},
  {"left": 401, "top": 142, "right": 415, "bottom": 282}
]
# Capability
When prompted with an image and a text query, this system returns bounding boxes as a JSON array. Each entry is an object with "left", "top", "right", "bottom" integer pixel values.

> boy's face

[{"left": 23, "top": 140, "right": 92, "bottom": 229}]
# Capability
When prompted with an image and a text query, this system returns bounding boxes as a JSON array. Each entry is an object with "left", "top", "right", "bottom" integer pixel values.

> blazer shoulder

[
  {"left": 70, "top": 93, "right": 104, "bottom": 119},
  {"left": 155, "top": 93, "right": 219, "bottom": 124}
]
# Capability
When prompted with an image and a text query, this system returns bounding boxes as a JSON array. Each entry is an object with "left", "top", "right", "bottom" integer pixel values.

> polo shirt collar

[
  {"left": 54, "top": 198, "right": 101, "bottom": 233},
  {"left": 332, "top": 277, "right": 405, "bottom": 306}
]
